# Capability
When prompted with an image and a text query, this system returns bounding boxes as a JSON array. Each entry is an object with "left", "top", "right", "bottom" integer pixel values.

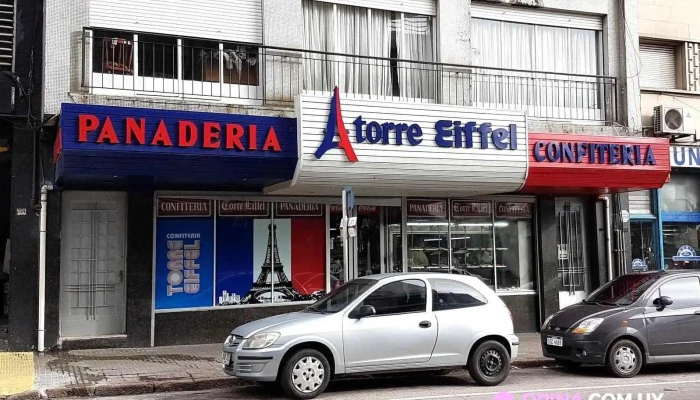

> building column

[
  {"left": 262, "top": 0, "right": 304, "bottom": 105},
  {"left": 437, "top": 0, "right": 471, "bottom": 105},
  {"left": 537, "top": 196, "right": 560, "bottom": 323}
]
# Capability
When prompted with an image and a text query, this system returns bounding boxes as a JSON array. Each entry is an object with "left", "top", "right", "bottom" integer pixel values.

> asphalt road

[{"left": 67, "top": 365, "right": 700, "bottom": 400}]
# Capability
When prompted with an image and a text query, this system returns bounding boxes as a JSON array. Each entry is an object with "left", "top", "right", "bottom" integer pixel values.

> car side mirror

[
  {"left": 355, "top": 305, "right": 376, "bottom": 319},
  {"left": 653, "top": 296, "right": 673, "bottom": 309}
]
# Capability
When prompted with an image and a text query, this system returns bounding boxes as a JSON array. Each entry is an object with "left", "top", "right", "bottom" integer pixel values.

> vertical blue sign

[{"left": 154, "top": 198, "right": 215, "bottom": 310}]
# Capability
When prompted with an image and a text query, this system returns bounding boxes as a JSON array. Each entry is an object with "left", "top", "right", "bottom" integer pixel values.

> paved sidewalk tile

[
  {"left": 33, "top": 344, "right": 228, "bottom": 391},
  {"left": 0, "top": 352, "right": 34, "bottom": 396}
]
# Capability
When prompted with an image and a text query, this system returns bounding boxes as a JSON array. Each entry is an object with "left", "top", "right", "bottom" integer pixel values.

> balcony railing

[{"left": 82, "top": 29, "right": 617, "bottom": 122}]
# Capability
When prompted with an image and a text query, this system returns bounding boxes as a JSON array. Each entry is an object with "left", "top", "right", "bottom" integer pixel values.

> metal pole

[{"left": 342, "top": 190, "right": 349, "bottom": 283}]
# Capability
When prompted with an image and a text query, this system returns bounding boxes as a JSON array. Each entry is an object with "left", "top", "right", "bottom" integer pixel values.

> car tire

[
  {"left": 606, "top": 339, "right": 643, "bottom": 378},
  {"left": 279, "top": 348, "right": 331, "bottom": 399},
  {"left": 467, "top": 340, "right": 511, "bottom": 386}
]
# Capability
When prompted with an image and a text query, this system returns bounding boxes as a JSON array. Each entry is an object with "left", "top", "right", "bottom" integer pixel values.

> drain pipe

[
  {"left": 38, "top": 184, "right": 54, "bottom": 352},
  {"left": 600, "top": 195, "right": 614, "bottom": 282}
]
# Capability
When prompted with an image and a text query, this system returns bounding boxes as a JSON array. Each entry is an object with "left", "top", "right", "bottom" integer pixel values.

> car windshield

[
  {"left": 305, "top": 279, "right": 377, "bottom": 314},
  {"left": 584, "top": 274, "right": 661, "bottom": 306}
]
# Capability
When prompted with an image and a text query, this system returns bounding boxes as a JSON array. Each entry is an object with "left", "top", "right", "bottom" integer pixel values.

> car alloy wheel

[{"left": 291, "top": 356, "right": 325, "bottom": 394}]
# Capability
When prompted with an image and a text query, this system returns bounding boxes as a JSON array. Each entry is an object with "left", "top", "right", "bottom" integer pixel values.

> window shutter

[
  {"left": 640, "top": 44, "right": 677, "bottom": 90},
  {"left": 629, "top": 190, "right": 654, "bottom": 216}
]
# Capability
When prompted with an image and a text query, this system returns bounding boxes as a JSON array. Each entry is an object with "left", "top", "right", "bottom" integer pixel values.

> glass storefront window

[
  {"left": 450, "top": 201, "right": 494, "bottom": 288},
  {"left": 663, "top": 222, "right": 700, "bottom": 270},
  {"left": 660, "top": 175, "right": 700, "bottom": 213},
  {"left": 494, "top": 207, "right": 534, "bottom": 291},
  {"left": 630, "top": 220, "right": 656, "bottom": 271},
  {"left": 406, "top": 199, "right": 449, "bottom": 273},
  {"left": 154, "top": 198, "right": 327, "bottom": 311}
]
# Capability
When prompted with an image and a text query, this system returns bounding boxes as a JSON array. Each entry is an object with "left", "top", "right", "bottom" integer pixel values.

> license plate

[
  {"left": 547, "top": 336, "right": 563, "bottom": 347},
  {"left": 222, "top": 352, "right": 232, "bottom": 365}
]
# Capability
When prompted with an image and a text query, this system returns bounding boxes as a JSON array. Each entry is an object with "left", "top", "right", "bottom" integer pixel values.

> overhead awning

[
  {"left": 520, "top": 133, "right": 671, "bottom": 195},
  {"left": 266, "top": 89, "right": 529, "bottom": 197},
  {"left": 55, "top": 104, "right": 298, "bottom": 188}
]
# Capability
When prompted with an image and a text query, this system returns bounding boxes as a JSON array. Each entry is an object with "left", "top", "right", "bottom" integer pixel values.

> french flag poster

[{"left": 215, "top": 201, "right": 326, "bottom": 306}]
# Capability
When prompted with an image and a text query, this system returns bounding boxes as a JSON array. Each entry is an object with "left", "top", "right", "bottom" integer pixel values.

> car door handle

[{"left": 419, "top": 321, "right": 432, "bottom": 328}]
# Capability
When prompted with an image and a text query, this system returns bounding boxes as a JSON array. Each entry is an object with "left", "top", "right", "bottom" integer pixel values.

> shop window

[
  {"left": 662, "top": 222, "right": 700, "bottom": 270},
  {"left": 449, "top": 201, "right": 494, "bottom": 287},
  {"left": 429, "top": 278, "right": 487, "bottom": 311},
  {"left": 630, "top": 220, "right": 657, "bottom": 271},
  {"left": 494, "top": 203, "right": 534, "bottom": 291},
  {"left": 153, "top": 198, "right": 326, "bottom": 311},
  {"left": 406, "top": 199, "right": 449, "bottom": 274},
  {"left": 361, "top": 279, "right": 427, "bottom": 315},
  {"left": 660, "top": 174, "right": 700, "bottom": 213}
]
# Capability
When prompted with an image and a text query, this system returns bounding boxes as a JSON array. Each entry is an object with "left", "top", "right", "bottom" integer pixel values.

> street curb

[{"left": 2, "top": 360, "right": 558, "bottom": 399}]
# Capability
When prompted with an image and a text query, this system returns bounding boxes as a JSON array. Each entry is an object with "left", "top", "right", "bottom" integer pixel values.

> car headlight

[
  {"left": 542, "top": 314, "right": 554, "bottom": 330},
  {"left": 572, "top": 318, "right": 604, "bottom": 334},
  {"left": 224, "top": 334, "right": 235, "bottom": 345},
  {"left": 243, "top": 332, "right": 280, "bottom": 349}
]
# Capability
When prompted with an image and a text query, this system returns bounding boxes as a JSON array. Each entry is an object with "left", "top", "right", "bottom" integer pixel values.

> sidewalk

[{"left": 1, "top": 333, "right": 552, "bottom": 400}]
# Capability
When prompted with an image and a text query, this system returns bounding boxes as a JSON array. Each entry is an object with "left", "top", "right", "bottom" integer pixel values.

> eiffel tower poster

[{"left": 240, "top": 223, "right": 303, "bottom": 304}]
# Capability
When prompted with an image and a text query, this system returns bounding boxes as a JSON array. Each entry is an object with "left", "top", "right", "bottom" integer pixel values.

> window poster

[
  {"left": 154, "top": 198, "right": 215, "bottom": 310},
  {"left": 155, "top": 198, "right": 327, "bottom": 310}
]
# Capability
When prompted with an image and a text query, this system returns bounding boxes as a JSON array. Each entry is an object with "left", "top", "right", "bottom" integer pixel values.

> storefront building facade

[
  {"left": 44, "top": 93, "right": 671, "bottom": 348},
  {"left": 6, "top": 0, "right": 654, "bottom": 350}
]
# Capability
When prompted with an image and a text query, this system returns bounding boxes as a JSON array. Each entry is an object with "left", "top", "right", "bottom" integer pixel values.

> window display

[
  {"left": 406, "top": 198, "right": 535, "bottom": 293},
  {"left": 494, "top": 202, "right": 534, "bottom": 291},
  {"left": 630, "top": 220, "right": 656, "bottom": 271},
  {"left": 154, "top": 198, "right": 326, "bottom": 310},
  {"left": 406, "top": 199, "right": 449, "bottom": 273}
]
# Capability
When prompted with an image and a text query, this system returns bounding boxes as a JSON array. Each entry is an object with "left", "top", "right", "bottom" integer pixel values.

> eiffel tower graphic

[{"left": 241, "top": 223, "right": 302, "bottom": 304}]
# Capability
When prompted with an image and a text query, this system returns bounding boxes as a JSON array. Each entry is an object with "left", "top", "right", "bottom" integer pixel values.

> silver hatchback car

[{"left": 222, "top": 273, "right": 519, "bottom": 399}]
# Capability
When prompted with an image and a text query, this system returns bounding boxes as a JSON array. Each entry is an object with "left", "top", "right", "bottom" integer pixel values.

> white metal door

[{"left": 60, "top": 192, "right": 127, "bottom": 337}]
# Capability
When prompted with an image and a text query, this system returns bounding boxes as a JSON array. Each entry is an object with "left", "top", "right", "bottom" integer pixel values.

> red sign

[
  {"left": 521, "top": 133, "right": 671, "bottom": 195},
  {"left": 495, "top": 202, "right": 532, "bottom": 219},
  {"left": 218, "top": 200, "right": 269, "bottom": 217},
  {"left": 407, "top": 199, "right": 447, "bottom": 218},
  {"left": 451, "top": 201, "right": 491, "bottom": 218},
  {"left": 157, "top": 198, "right": 212, "bottom": 217},
  {"left": 330, "top": 204, "right": 380, "bottom": 214},
  {"left": 275, "top": 202, "right": 323, "bottom": 217},
  {"left": 77, "top": 114, "right": 281, "bottom": 152}
]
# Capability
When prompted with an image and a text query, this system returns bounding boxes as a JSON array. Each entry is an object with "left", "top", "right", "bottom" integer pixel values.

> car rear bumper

[
  {"left": 508, "top": 334, "right": 520, "bottom": 360},
  {"left": 540, "top": 331, "right": 606, "bottom": 364},
  {"left": 222, "top": 344, "right": 285, "bottom": 382}
]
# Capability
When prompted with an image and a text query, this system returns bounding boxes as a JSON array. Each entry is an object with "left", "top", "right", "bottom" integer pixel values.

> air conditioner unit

[{"left": 653, "top": 105, "right": 685, "bottom": 135}]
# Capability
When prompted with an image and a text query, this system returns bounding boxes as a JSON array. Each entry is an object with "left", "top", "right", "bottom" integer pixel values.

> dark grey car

[{"left": 541, "top": 270, "right": 700, "bottom": 378}]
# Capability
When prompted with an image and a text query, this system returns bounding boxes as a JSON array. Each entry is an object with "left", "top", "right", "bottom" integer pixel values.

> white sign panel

[
  {"left": 671, "top": 146, "right": 700, "bottom": 168},
  {"left": 269, "top": 90, "right": 528, "bottom": 197}
]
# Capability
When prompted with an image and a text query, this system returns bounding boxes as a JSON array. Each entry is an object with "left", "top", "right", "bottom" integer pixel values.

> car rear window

[{"left": 429, "top": 278, "right": 488, "bottom": 311}]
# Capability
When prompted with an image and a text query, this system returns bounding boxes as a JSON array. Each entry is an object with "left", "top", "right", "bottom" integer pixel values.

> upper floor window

[
  {"left": 302, "top": 0, "right": 435, "bottom": 100},
  {"left": 472, "top": 18, "right": 601, "bottom": 76},
  {"left": 639, "top": 42, "right": 679, "bottom": 90},
  {"left": 88, "top": 29, "right": 260, "bottom": 101}
]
